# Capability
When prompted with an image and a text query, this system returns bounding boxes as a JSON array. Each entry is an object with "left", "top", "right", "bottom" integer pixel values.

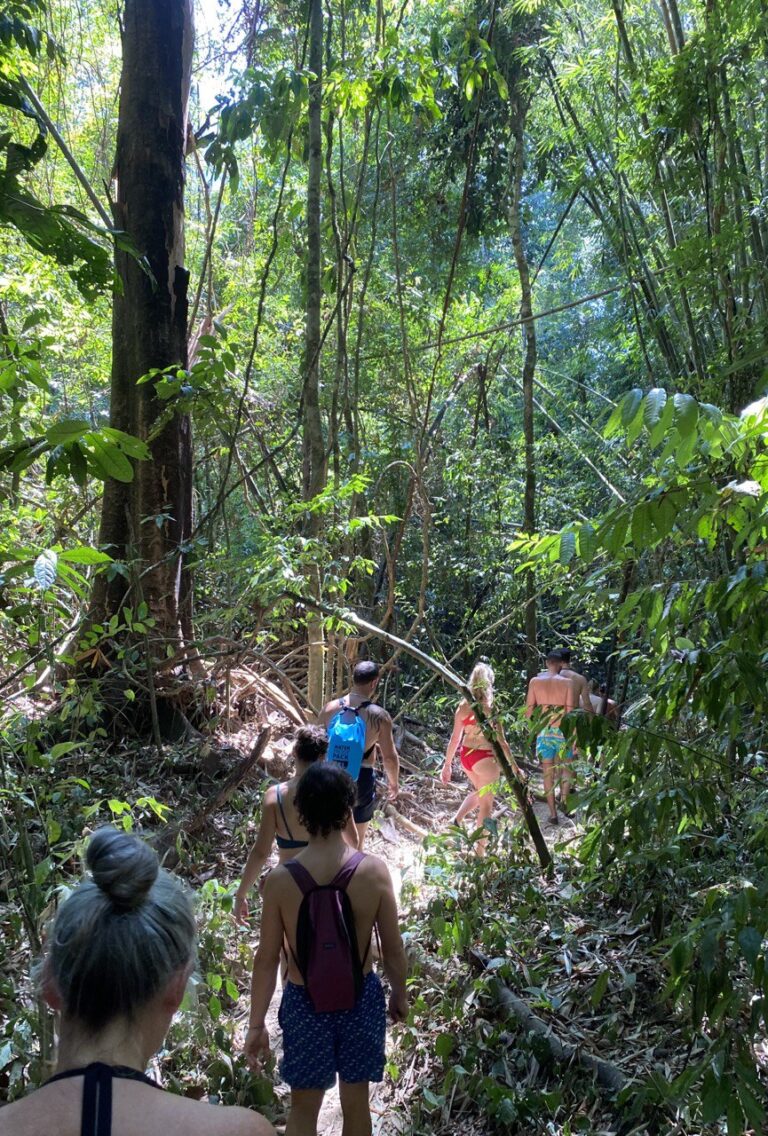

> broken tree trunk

[{"left": 469, "top": 949, "right": 628, "bottom": 1094}]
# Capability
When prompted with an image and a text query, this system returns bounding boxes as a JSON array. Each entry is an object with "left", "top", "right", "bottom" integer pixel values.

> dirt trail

[{"left": 247, "top": 761, "right": 576, "bottom": 1134}]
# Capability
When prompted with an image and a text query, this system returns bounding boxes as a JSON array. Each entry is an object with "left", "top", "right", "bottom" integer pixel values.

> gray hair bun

[{"left": 87, "top": 827, "right": 159, "bottom": 910}]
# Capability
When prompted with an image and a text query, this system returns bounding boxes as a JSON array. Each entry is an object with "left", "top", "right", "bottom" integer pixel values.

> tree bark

[
  {"left": 92, "top": 0, "right": 194, "bottom": 658},
  {"left": 509, "top": 90, "right": 538, "bottom": 682},
  {"left": 303, "top": 0, "right": 327, "bottom": 713}
]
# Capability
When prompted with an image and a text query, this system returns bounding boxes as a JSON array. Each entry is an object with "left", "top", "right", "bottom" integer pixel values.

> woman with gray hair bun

[{"left": 0, "top": 827, "right": 274, "bottom": 1136}]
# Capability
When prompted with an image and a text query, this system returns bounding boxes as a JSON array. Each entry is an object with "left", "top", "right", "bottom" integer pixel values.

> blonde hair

[{"left": 468, "top": 661, "right": 494, "bottom": 707}]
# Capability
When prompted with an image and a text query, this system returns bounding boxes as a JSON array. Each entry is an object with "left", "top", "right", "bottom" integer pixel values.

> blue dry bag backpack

[{"left": 327, "top": 698, "right": 370, "bottom": 780}]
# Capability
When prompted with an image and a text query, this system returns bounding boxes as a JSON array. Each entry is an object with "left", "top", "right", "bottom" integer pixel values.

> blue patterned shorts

[
  {"left": 278, "top": 970, "right": 386, "bottom": 1090},
  {"left": 536, "top": 727, "right": 574, "bottom": 763}
]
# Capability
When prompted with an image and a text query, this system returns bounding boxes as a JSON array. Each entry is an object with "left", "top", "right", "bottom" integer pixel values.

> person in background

[
  {"left": 440, "top": 661, "right": 523, "bottom": 856},
  {"left": 555, "top": 648, "right": 594, "bottom": 714},
  {"left": 234, "top": 725, "right": 357, "bottom": 924},
  {"left": 526, "top": 651, "right": 577, "bottom": 825},
  {"left": 245, "top": 764, "right": 408, "bottom": 1136},
  {"left": 0, "top": 827, "right": 273, "bottom": 1136},
  {"left": 319, "top": 660, "right": 400, "bottom": 849},
  {"left": 589, "top": 679, "right": 618, "bottom": 722}
]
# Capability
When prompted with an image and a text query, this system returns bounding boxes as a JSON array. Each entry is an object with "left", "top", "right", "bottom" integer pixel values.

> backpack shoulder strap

[
  {"left": 284, "top": 859, "right": 316, "bottom": 895},
  {"left": 330, "top": 850, "right": 365, "bottom": 890}
]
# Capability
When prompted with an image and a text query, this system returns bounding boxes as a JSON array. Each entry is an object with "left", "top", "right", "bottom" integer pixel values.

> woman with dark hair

[
  {"left": 0, "top": 827, "right": 273, "bottom": 1136},
  {"left": 235, "top": 725, "right": 357, "bottom": 923},
  {"left": 246, "top": 764, "right": 408, "bottom": 1136}
]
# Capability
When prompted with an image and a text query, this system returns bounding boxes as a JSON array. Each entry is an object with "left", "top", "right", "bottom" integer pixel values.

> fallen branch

[
  {"left": 383, "top": 802, "right": 430, "bottom": 839},
  {"left": 469, "top": 949, "right": 628, "bottom": 1094},
  {"left": 157, "top": 728, "right": 271, "bottom": 862},
  {"left": 285, "top": 591, "right": 553, "bottom": 877}
]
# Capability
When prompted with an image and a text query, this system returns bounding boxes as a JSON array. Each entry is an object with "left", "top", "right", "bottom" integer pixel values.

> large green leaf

[
  {"left": 33, "top": 548, "right": 57, "bottom": 590},
  {"left": 630, "top": 501, "right": 655, "bottom": 549},
  {"left": 58, "top": 546, "right": 112, "bottom": 565},
  {"left": 578, "top": 522, "right": 596, "bottom": 561},
  {"left": 99, "top": 427, "right": 150, "bottom": 461},
  {"left": 559, "top": 530, "right": 576, "bottom": 564},
  {"left": 46, "top": 418, "right": 91, "bottom": 445},
  {"left": 643, "top": 387, "right": 667, "bottom": 428},
  {"left": 85, "top": 437, "right": 134, "bottom": 482},
  {"left": 673, "top": 393, "right": 698, "bottom": 437}
]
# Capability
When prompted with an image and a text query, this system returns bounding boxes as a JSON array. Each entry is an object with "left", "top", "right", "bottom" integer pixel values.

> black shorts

[{"left": 354, "top": 765, "right": 377, "bottom": 824}]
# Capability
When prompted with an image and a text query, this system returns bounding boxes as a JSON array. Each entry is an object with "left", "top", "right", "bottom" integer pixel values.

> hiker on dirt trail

[
  {"left": 245, "top": 763, "right": 408, "bottom": 1136},
  {"left": 234, "top": 725, "right": 357, "bottom": 925},
  {"left": 0, "top": 827, "right": 274, "bottom": 1136},
  {"left": 526, "top": 650, "right": 578, "bottom": 826},
  {"left": 439, "top": 661, "right": 523, "bottom": 856},
  {"left": 318, "top": 659, "right": 401, "bottom": 850},
  {"left": 589, "top": 679, "right": 618, "bottom": 722},
  {"left": 555, "top": 648, "right": 594, "bottom": 713}
]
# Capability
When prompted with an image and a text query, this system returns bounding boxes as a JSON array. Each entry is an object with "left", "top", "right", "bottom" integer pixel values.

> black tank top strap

[
  {"left": 44, "top": 1063, "right": 160, "bottom": 1136},
  {"left": 275, "top": 782, "right": 294, "bottom": 841}
]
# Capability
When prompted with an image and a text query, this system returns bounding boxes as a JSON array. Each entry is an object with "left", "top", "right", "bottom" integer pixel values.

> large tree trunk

[
  {"left": 509, "top": 90, "right": 538, "bottom": 681},
  {"left": 303, "top": 0, "right": 326, "bottom": 713},
  {"left": 92, "top": 0, "right": 194, "bottom": 657}
]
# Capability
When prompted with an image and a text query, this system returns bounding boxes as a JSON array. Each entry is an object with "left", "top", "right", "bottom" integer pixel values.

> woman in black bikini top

[
  {"left": 235, "top": 724, "right": 356, "bottom": 925},
  {"left": 0, "top": 827, "right": 273, "bottom": 1136}
]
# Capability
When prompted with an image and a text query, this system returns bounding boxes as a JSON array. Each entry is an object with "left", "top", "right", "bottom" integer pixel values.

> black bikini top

[{"left": 45, "top": 1061, "right": 160, "bottom": 1136}]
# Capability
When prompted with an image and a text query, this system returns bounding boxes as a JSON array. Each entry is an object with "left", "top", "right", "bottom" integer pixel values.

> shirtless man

[
  {"left": 319, "top": 660, "right": 400, "bottom": 849},
  {"left": 526, "top": 650, "right": 577, "bottom": 825},
  {"left": 589, "top": 680, "right": 618, "bottom": 722},
  {"left": 555, "top": 648, "right": 594, "bottom": 713},
  {"left": 245, "top": 764, "right": 408, "bottom": 1136}
]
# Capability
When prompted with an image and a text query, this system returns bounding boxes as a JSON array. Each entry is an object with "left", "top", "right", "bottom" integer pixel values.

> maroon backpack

[{"left": 285, "top": 851, "right": 368, "bottom": 1013}]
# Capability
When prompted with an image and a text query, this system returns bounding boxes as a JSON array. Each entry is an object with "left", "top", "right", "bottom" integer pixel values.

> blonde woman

[{"left": 440, "top": 662, "right": 522, "bottom": 855}]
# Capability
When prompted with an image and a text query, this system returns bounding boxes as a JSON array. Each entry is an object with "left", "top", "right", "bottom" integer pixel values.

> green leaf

[
  {"left": 68, "top": 443, "right": 88, "bottom": 487},
  {"left": 559, "top": 530, "right": 576, "bottom": 564},
  {"left": 46, "top": 418, "right": 91, "bottom": 445},
  {"left": 50, "top": 741, "right": 80, "bottom": 759},
  {"left": 435, "top": 1034, "right": 454, "bottom": 1059},
  {"left": 86, "top": 437, "right": 134, "bottom": 482},
  {"left": 643, "top": 387, "right": 667, "bottom": 428},
  {"left": 673, "top": 393, "right": 698, "bottom": 437},
  {"left": 590, "top": 969, "right": 610, "bottom": 1007},
  {"left": 578, "top": 523, "right": 596, "bottom": 561},
  {"left": 726, "top": 1094, "right": 743, "bottom": 1136},
  {"left": 33, "top": 549, "right": 57, "bottom": 589},
  {"left": 619, "top": 387, "right": 643, "bottom": 428},
  {"left": 737, "top": 926, "right": 763, "bottom": 966},
  {"left": 422, "top": 1088, "right": 445, "bottom": 1109},
  {"left": 650, "top": 493, "right": 678, "bottom": 539},
  {"left": 737, "top": 1077, "right": 765, "bottom": 1129},
  {"left": 58, "top": 546, "right": 113, "bottom": 565},
  {"left": 631, "top": 503, "right": 655, "bottom": 549},
  {"left": 99, "top": 428, "right": 151, "bottom": 460},
  {"left": 603, "top": 510, "right": 630, "bottom": 555},
  {"left": 701, "top": 1070, "right": 728, "bottom": 1123}
]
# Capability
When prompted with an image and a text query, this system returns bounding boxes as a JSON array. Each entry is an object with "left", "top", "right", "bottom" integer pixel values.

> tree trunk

[
  {"left": 92, "top": 0, "right": 194, "bottom": 661},
  {"left": 303, "top": 0, "right": 326, "bottom": 713},
  {"left": 509, "top": 90, "right": 538, "bottom": 682}
]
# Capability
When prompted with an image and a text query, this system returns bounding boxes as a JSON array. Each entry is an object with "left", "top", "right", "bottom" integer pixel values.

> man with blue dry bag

[{"left": 319, "top": 660, "right": 401, "bottom": 849}]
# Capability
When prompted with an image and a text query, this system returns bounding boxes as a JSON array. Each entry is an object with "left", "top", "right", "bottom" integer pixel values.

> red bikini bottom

[{"left": 459, "top": 745, "right": 495, "bottom": 773}]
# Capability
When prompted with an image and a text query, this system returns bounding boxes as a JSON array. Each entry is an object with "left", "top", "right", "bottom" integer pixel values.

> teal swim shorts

[{"left": 536, "top": 727, "right": 574, "bottom": 763}]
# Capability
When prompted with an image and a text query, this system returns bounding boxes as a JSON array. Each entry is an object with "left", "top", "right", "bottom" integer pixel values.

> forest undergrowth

[{"left": 2, "top": 692, "right": 766, "bottom": 1136}]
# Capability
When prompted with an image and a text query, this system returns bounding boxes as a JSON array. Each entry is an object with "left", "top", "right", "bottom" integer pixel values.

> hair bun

[{"left": 86, "top": 827, "right": 158, "bottom": 910}]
